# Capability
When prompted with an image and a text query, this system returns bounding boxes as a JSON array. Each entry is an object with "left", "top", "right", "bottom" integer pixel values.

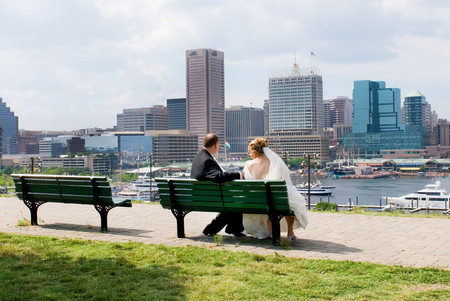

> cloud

[{"left": 0, "top": 0, "right": 449, "bottom": 130}]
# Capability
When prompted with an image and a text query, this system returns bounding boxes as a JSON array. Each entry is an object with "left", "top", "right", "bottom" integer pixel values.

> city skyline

[{"left": 0, "top": 1, "right": 449, "bottom": 130}]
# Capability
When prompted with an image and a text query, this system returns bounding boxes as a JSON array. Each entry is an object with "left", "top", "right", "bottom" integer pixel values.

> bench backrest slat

[
  {"left": 12, "top": 174, "right": 114, "bottom": 205},
  {"left": 155, "top": 178, "right": 292, "bottom": 215}
]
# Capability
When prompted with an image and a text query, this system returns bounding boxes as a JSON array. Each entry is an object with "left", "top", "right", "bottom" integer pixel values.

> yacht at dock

[{"left": 384, "top": 181, "right": 450, "bottom": 210}]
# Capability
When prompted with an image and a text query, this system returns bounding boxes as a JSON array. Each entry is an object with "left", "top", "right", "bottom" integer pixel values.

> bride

[{"left": 242, "top": 138, "right": 308, "bottom": 240}]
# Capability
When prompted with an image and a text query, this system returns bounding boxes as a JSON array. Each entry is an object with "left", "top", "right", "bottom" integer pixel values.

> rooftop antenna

[
  {"left": 310, "top": 51, "right": 315, "bottom": 71},
  {"left": 292, "top": 50, "right": 300, "bottom": 76}
]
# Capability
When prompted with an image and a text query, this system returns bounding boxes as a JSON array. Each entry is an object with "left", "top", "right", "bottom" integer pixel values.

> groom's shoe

[
  {"left": 202, "top": 225, "right": 217, "bottom": 236},
  {"left": 225, "top": 229, "right": 246, "bottom": 237}
]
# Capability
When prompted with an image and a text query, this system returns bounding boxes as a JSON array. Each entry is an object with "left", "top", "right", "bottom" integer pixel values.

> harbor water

[{"left": 291, "top": 175, "right": 450, "bottom": 206}]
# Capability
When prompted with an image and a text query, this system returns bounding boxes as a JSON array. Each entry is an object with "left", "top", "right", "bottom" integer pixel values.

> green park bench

[
  {"left": 155, "top": 178, "right": 294, "bottom": 245},
  {"left": 12, "top": 174, "right": 132, "bottom": 231}
]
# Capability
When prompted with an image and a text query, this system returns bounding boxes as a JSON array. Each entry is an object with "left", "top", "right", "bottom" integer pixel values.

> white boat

[
  {"left": 114, "top": 176, "right": 159, "bottom": 201},
  {"left": 296, "top": 181, "right": 335, "bottom": 195},
  {"left": 128, "top": 176, "right": 158, "bottom": 192},
  {"left": 385, "top": 181, "right": 450, "bottom": 210}
]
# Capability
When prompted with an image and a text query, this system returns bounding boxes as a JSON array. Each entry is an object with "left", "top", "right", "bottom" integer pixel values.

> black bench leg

[
  {"left": 94, "top": 205, "right": 114, "bottom": 232},
  {"left": 269, "top": 214, "right": 283, "bottom": 246},
  {"left": 176, "top": 216, "right": 185, "bottom": 238},
  {"left": 23, "top": 200, "right": 45, "bottom": 226},
  {"left": 171, "top": 209, "right": 190, "bottom": 238}
]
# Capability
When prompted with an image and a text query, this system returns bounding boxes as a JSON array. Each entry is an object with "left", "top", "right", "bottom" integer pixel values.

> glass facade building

[
  {"left": 403, "top": 91, "right": 432, "bottom": 132},
  {"left": 225, "top": 106, "right": 264, "bottom": 154},
  {"left": 186, "top": 49, "right": 225, "bottom": 152},
  {"left": 0, "top": 98, "right": 19, "bottom": 154},
  {"left": 342, "top": 131, "right": 423, "bottom": 154},
  {"left": 352, "top": 80, "right": 404, "bottom": 133},
  {"left": 343, "top": 81, "right": 426, "bottom": 154},
  {"left": 268, "top": 64, "right": 323, "bottom": 134},
  {"left": 167, "top": 98, "right": 187, "bottom": 130}
]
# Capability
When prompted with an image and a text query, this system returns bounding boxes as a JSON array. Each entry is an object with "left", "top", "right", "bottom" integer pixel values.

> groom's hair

[{"left": 203, "top": 133, "right": 219, "bottom": 148}]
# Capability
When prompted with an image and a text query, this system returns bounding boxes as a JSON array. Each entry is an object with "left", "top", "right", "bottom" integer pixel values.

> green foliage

[
  {"left": 0, "top": 174, "right": 13, "bottom": 187},
  {"left": 41, "top": 167, "right": 91, "bottom": 176},
  {"left": 120, "top": 173, "right": 138, "bottom": 183},
  {"left": 16, "top": 218, "right": 31, "bottom": 227},
  {"left": 314, "top": 201, "right": 338, "bottom": 212},
  {"left": 1, "top": 165, "right": 27, "bottom": 176},
  {"left": 287, "top": 157, "right": 306, "bottom": 169},
  {"left": 213, "top": 235, "right": 223, "bottom": 246},
  {"left": 0, "top": 233, "right": 449, "bottom": 300}
]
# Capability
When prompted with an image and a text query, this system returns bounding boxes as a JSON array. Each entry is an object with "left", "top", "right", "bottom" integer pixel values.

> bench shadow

[
  {"left": 39, "top": 223, "right": 152, "bottom": 237},
  {"left": 185, "top": 235, "right": 362, "bottom": 254}
]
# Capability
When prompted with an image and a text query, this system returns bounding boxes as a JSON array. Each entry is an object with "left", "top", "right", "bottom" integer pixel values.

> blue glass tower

[
  {"left": 167, "top": 98, "right": 187, "bottom": 130},
  {"left": 403, "top": 91, "right": 431, "bottom": 132},
  {"left": 0, "top": 98, "right": 19, "bottom": 154},
  {"left": 352, "top": 80, "right": 404, "bottom": 133},
  {"left": 343, "top": 81, "right": 425, "bottom": 154}
]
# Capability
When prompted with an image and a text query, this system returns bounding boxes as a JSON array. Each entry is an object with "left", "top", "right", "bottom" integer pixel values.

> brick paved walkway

[{"left": 1, "top": 197, "right": 449, "bottom": 270}]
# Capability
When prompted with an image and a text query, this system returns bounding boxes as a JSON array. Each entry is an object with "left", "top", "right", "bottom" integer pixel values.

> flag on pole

[
  {"left": 310, "top": 52, "right": 315, "bottom": 56},
  {"left": 225, "top": 141, "right": 231, "bottom": 148}
]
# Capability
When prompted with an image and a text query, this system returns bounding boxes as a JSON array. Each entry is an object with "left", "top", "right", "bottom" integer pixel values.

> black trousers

[{"left": 203, "top": 212, "right": 244, "bottom": 235}]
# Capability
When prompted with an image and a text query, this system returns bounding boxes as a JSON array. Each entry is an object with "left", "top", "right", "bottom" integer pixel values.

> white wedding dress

[{"left": 242, "top": 147, "right": 308, "bottom": 239}]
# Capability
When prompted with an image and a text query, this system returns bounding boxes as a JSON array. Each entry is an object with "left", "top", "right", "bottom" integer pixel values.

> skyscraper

[
  {"left": 323, "top": 99, "right": 331, "bottom": 128},
  {"left": 226, "top": 106, "right": 264, "bottom": 154},
  {"left": 330, "top": 96, "right": 352, "bottom": 126},
  {"left": 403, "top": 91, "right": 432, "bottom": 132},
  {"left": 0, "top": 98, "right": 19, "bottom": 154},
  {"left": 352, "top": 80, "right": 404, "bottom": 133},
  {"left": 263, "top": 99, "right": 269, "bottom": 135},
  {"left": 268, "top": 64, "right": 323, "bottom": 134},
  {"left": 167, "top": 98, "right": 187, "bottom": 130},
  {"left": 186, "top": 49, "right": 225, "bottom": 152}
]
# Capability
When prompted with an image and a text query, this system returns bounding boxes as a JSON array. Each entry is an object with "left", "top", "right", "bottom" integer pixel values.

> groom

[{"left": 190, "top": 133, "right": 246, "bottom": 237}]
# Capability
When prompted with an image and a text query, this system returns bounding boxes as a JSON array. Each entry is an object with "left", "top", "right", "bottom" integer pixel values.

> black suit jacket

[{"left": 190, "top": 149, "right": 240, "bottom": 183}]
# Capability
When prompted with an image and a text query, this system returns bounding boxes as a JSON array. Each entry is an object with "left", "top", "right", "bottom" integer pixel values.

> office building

[
  {"left": 226, "top": 106, "right": 264, "bottom": 154},
  {"left": 186, "top": 48, "right": 225, "bottom": 152},
  {"left": 167, "top": 98, "right": 187, "bottom": 130},
  {"left": 117, "top": 105, "right": 169, "bottom": 132},
  {"left": 0, "top": 98, "right": 19, "bottom": 154},
  {"left": 267, "top": 129, "right": 330, "bottom": 163},
  {"left": 323, "top": 99, "right": 332, "bottom": 128},
  {"left": 263, "top": 99, "right": 269, "bottom": 135},
  {"left": 437, "top": 120, "right": 450, "bottom": 146},
  {"left": 342, "top": 131, "right": 424, "bottom": 154},
  {"left": 268, "top": 64, "right": 323, "bottom": 134},
  {"left": 330, "top": 96, "right": 352, "bottom": 126},
  {"left": 342, "top": 80, "right": 429, "bottom": 154},
  {"left": 333, "top": 124, "right": 352, "bottom": 144},
  {"left": 403, "top": 91, "right": 432, "bottom": 131},
  {"left": 352, "top": 80, "right": 404, "bottom": 133},
  {"left": 148, "top": 130, "right": 198, "bottom": 164},
  {"left": 431, "top": 111, "right": 439, "bottom": 129},
  {"left": 67, "top": 137, "right": 86, "bottom": 154},
  {"left": 0, "top": 123, "right": 2, "bottom": 166}
]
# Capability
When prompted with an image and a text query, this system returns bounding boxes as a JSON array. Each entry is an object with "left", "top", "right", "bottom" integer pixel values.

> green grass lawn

[{"left": 1, "top": 233, "right": 449, "bottom": 300}]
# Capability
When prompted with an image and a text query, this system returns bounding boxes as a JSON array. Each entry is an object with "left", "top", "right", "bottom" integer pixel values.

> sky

[{"left": 0, "top": 0, "right": 449, "bottom": 131}]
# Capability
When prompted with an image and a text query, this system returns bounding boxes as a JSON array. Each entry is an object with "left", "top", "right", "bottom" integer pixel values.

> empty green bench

[
  {"left": 155, "top": 178, "right": 294, "bottom": 245},
  {"left": 12, "top": 174, "right": 132, "bottom": 231}
]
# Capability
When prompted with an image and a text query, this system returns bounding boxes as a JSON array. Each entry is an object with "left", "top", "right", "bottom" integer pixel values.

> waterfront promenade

[{"left": 1, "top": 197, "right": 449, "bottom": 270}]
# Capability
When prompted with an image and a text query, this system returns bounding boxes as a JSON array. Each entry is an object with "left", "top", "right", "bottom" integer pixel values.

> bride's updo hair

[{"left": 248, "top": 138, "right": 269, "bottom": 156}]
